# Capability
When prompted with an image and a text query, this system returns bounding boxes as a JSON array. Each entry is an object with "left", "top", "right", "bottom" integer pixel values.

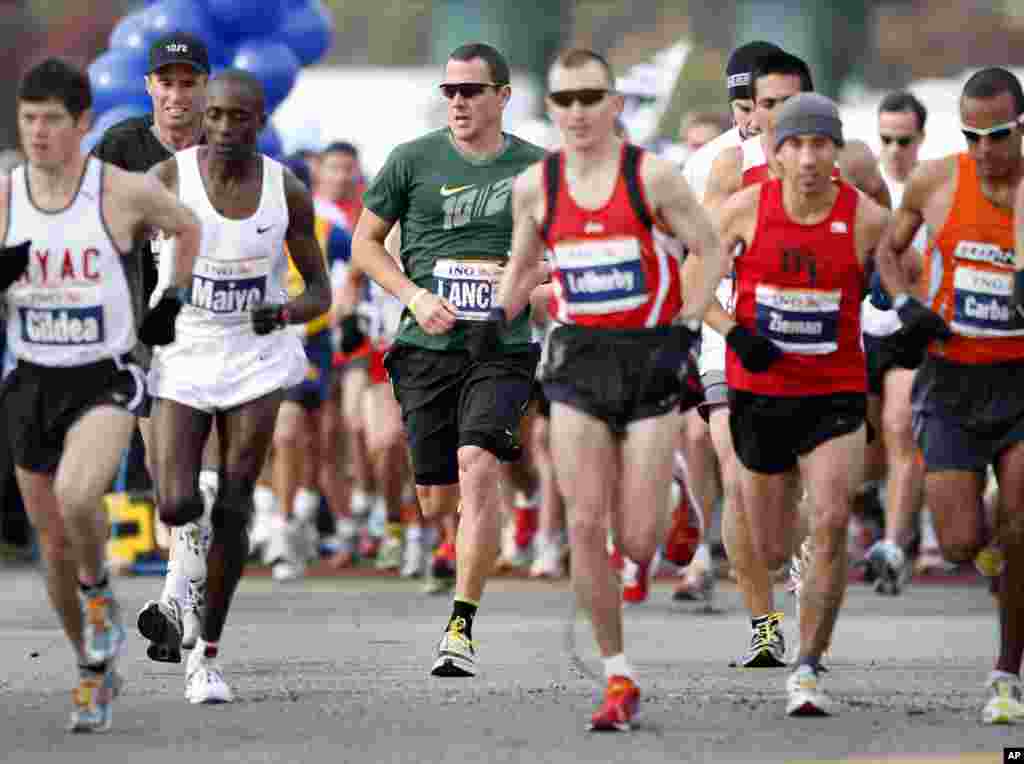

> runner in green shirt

[{"left": 352, "top": 43, "right": 548, "bottom": 679}]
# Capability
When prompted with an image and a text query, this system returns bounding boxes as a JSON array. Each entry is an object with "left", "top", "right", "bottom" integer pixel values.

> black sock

[
  {"left": 79, "top": 575, "right": 109, "bottom": 594},
  {"left": 446, "top": 599, "right": 478, "bottom": 640}
]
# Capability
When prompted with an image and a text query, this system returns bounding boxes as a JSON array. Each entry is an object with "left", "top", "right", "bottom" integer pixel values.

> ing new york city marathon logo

[{"left": 440, "top": 176, "right": 514, "bottom": 230}]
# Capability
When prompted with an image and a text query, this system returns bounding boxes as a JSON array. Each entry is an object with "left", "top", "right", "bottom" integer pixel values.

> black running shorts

[
  {"left": 729, "top": 389, "right": 867, "bottom": 474},
  {"left": 4, "top": 358, "right": 149, "bottom": 474},
  {"left": 384, "top": 341, "right": 539, "bottom": 486},
  {"left": 912, "top": 355, "right": 1024, "bottom": 474},
  {"left": 540, "top": 324, "right": 689, "bottom": 437}
]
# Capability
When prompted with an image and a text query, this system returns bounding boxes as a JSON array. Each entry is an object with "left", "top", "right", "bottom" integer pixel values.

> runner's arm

[
  {"left": 839, "top": 139, "right": 892, "bottom": 209},
  {"left": 701, "top": 147, "right": 742, "bottom": 212},
  {"left": 1014, "top": 180, "right": 1024, "bottom": 313},
  {"left": 281, "top": 170, "right": 331, "bottom": 324},
  {"left": 495, "top": 165, "right": 550, "bottom": 321},
  {"left": 130, "top": 165, "right": 199, "bottom": 290},
  {"left": 352, "top": 207, "right": 456, "bottom": 335},
  {"left": 645, "top": 155, "right": 728, "bottom": 325},
  {"left": 877, "top": 158, "right": 948, "bottom": 297}
]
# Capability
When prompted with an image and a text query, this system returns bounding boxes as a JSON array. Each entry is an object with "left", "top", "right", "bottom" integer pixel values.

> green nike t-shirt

[{"left": 363, "top": 128, "right": 546, "bottom": 351}]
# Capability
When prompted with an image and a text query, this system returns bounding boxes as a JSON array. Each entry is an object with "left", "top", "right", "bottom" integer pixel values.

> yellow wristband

[{"left": 408, "top": 287, "right": 428, "bottom": 314}]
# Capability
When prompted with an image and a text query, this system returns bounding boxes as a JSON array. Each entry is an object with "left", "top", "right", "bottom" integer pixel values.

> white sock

[
  {"left": 602, "top": 653, "right": 635, "bottom": 680},
  {"left": 350, "top": 488, "right": 372, "bottom": 516},
  {"left": 920, "top": 509, "right": 940, "bottom": 549},
  {"left": 693, "top": 543, "right": 710, "bottom": 568},
  {"left": 253, "top": 485, "right": 277, "bottom": 516},
  {"left": 989, "top": 669, "right": 1019, "bottom": 684},
  {"left": 293, "top": 488, "right": 321, "bottom": 524},
  {"left": 406, "top": 524, "right": 423, "bottom": 543},
  {"left": 198, "top": 469, "right": 219, "bottom": 503},
  {"left": 161, "top": 555, "right": 184, "bottom": 602}
]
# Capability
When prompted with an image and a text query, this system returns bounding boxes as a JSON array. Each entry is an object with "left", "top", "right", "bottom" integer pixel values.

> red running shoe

[
  {"left": 621, "top": 560, "right": 650, "bottom": 604},
  {"left": 663, "top": 479, "right": 701, "bottom": 567},
  {"left": 588, "top": 675, "right": 640, "bottom": 732}
]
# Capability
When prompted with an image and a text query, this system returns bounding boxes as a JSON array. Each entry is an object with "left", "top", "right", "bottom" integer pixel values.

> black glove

[
  {"left": 894, "top": 294, "right": 952, "bottom": 342},
  {"left": 1014, "top": 270, "right": 1024, "bottom": 321},
  {"left": 138, "top": 287, "right": 188, "bottom": 346},
  {"left": 252, "top": 303, "right": 291, "bottom": 335},
  {"left": 339, "top": 314, "right": 366, "bottom": 354},
  {"left": 466, "top": 307, "right": 506, "bottom": 361},
  {"left": 0, "top": 240, "right": 30, "bottom": 291},
  {"left": 726, "top": 325, "right": 782, "bottom": 373}
]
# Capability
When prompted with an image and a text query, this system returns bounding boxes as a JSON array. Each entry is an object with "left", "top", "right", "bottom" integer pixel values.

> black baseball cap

[
  {"left": 726, "top": 41, "right": 784, "bottom": 101},
  {"left": 148, "top": 32, "right": 210, "bottom": 75}
]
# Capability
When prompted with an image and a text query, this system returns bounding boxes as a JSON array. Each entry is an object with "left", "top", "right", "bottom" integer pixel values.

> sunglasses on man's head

[
  {"left": 880, "top": 134, "right": 915, "bottom": 147},
  {"left": 440, "top": 83, "right": 501, "bottom": 100},
  {"left": 548, "top": 89, "right": 609, "bottom": 108},
  {"left": 961, "top": 120, "right": 1018, "bottom": 143}
]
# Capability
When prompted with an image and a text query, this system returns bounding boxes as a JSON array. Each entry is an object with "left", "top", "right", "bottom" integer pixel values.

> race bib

[
  {"left": 190, "top": 255, "right": 270, "bottom": 314},
  {"left": 755, "top": 284, "right": 840, "bottom": 354},
  {"left": 950, "top": 265, "right": 1024, "bottom": 337},
  {"left": 433, "top": 259, "right": 502, "bottom": 321},
  {"left": 552, "top": 237, "right": 646, "bottom": 315},
  {"left": 13, "top": 284, "right": 105, "bottom": 346}
]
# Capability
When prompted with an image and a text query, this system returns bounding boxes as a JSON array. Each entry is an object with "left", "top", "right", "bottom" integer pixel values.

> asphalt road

[{"left": 0, "top": 568, "right": 1019, "bottom": 764}]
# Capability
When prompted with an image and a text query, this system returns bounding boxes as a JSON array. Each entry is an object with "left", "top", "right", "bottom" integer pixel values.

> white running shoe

[
  {"left": 430, "top": 619, "right": 477, "bottom": 677},
  {"left": 529, "top": 533, "right": 563, "bottom": 579},
  {"left": 185, "top": 649, "right": 233, "bottom": 704},
  {"left": 376, "top": 535, "right": 403, "bottom": 570},
  {"left": 137, "top": 597, "right": 183, "bottom": 664},
  {"left": 786, "top": 665, "right": 833, "bottom": 716},
  {"left": 983, "top": 674, "right": 1024, "bottom": 725},
  {"left": 865, "top": 540, "right": 908, "bottom": 596}
]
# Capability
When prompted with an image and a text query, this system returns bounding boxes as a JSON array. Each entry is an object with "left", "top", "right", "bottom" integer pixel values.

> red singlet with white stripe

[
  {"left": 727, "top": 178, "right": 866, "bottom": 395},
  {"left": 541, "top": 143, "right": 682, "bottom": 328}
]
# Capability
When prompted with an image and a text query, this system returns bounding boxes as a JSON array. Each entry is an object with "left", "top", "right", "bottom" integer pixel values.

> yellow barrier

[{"left": 104, "top": 491, "right": 158, "bottom": 574}]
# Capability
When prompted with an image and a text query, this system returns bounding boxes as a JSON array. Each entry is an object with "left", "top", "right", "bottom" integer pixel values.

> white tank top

[
  {"left": 5, "top": 158, "right": 137, "bottom": 367},
  {"left": 170, "top": 146, "right": 290, "bottom": 339},
  {"left": 741, "top": 135, "right": 766, "bottom": 176}
]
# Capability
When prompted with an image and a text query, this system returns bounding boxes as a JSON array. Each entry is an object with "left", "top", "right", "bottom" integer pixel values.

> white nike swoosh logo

[{"left": 440, "top": 184, "right": 475, "bottom": 197}]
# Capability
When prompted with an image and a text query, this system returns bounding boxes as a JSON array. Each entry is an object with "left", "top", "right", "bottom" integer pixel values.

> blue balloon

[
  {"left": 207, "top": 0, "right": 286, "bottom": 44},
  {"left": 232, "top": 40, "right": 301, "bottom": 113},
  {"left": 89, "top": 49, "right": 151, "bottom": 115},
  {"left": 109, "top": 10, "right": 160, "bottom": 55},
  {"left": 258, "top": 123, "right": 283, "bottom": 159},
  {"left": 92, "top": 103, "right": 150, "bottom": 137},
  {"left": 279, "top": 0, "right": 333, "bottom": 67},
  {"left": 144, "top": 0, "right": 232, "bottom": 69}
]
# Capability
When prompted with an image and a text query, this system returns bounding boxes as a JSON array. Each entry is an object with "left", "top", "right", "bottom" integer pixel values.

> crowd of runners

[{"left": 0, "top": 26, "right": 1022, "bottom": 735}]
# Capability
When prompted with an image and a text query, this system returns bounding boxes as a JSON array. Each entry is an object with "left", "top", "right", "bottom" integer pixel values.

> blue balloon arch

[{"left": 89, "top": 0, "right": 334, "bottom": 158}]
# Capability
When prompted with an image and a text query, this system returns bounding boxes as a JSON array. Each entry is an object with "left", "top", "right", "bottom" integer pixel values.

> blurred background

[{"left": 4, "top": 0, "right": 1024, "bottom": 172}]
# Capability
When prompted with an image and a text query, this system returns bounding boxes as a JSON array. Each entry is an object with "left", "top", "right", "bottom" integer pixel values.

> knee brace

[
  {"left": 158, "top": 494, "right": 204, "bottom": 527},
  {"left": 210, "top": 477, "right": 256, "bottom": 543}
]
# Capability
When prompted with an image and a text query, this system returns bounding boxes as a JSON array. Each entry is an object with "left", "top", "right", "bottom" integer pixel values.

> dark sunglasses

[
  {"left": 880, "top": 134, "right": 915, "bottom": 147},
  {"left": 961, "top": 120, "right": 1016, "bottom": 143},
  {"left": 440, "top": 82, "right": 501, "bottom": 100},
  {"left": 548, "top": 89, "right": 608, "bottom": 108}
]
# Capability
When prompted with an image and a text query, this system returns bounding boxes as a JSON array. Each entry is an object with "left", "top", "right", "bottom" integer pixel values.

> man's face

[
  {"left": 18, "top": 98, "right": 89, "bottom": 170},
  {"left": 730, "top": 98, "right": 757, "bottom": 137},
  {"left": 877, "top": 110, "right": 923, "bottom": 182},
  {"left": 441, "top": 57, "right": 509, "bottom": 145},
  {"left": 203, "top": 80, "right": 265, "bottom": 161},
  {"left": 546, "top": 60, "right": 623, "bottom": 152},
  {"left": 146, "top": 64, "right": 207, "bottom": 132},
  {"left": 319, "top": 150, "right": 360, "bottom": 202},
  {"left": 752, "top": 73, "right": 803, "bottom": 141},
  {"left": 776, "top": 133, "right": 839, "bottom": 197},
  {"left": 960, "top": 91, "right": 1022, "bottom": 181}
]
